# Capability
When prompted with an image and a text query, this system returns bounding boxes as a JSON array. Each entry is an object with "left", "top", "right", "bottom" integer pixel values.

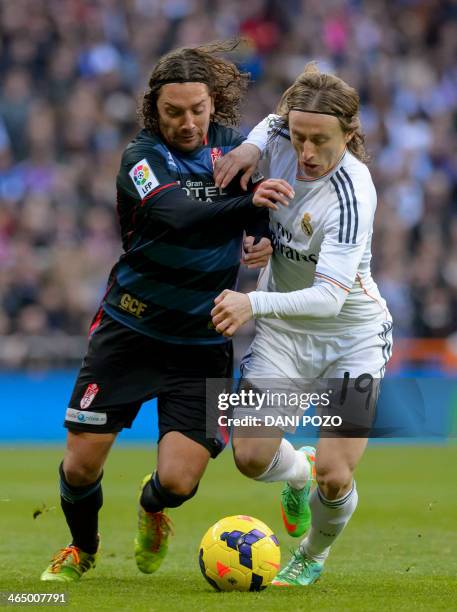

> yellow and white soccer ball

[{"left": 198, "top": 515, "right": 281, "bottom": 591}]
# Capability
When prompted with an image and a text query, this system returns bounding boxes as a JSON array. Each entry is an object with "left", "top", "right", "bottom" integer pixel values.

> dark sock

[
  {"left": 140, "top": 471, "right": 199, "bottom": 513},
  {"left": 59, "top": 462, "right": 103, "bottom": 555}
]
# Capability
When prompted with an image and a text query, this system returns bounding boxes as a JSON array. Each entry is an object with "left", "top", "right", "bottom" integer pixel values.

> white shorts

[
  {"left": 235, "top": 319, "right": 393, "bottom": 434},
  {"left": 241, "top": 319, "right": 393, "bottom": 380}
]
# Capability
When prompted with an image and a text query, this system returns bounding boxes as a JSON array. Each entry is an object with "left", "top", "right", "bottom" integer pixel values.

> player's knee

[
  {"left": 158, "top": 472, "right": 199, "bottom": 498},
  {"left": 142, "top": 472, "right": 199, "bottom": 512},
  {"left": 232, "top": 443, "right": 269, "bottom": 479},
  {"left": 316, "top": 465, "right": 352, "bottom": 500},
  {"left": 63, "top": 460, "right": 102, "bottom": 487}
]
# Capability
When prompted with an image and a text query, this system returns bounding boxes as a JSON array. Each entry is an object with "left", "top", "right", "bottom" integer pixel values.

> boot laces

[
  {"left": 145, "top": 512, "right": 174, "bottom": 552},
  {"left": 50, "top": 546, "right": 80, "bottom": 573}
]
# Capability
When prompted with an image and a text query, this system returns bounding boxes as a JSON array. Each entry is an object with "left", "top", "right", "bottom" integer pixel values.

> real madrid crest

[{"left": 301, "top": 213, "right": 313, "bottom": 236}]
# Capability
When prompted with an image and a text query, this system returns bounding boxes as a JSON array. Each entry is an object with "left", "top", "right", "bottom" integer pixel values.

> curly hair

[
  {"left": 140, "top": 39, "right": 249, "bottom": 134},
  {"left": 275, "top": 62, "right": 369, "bottom": 163}
]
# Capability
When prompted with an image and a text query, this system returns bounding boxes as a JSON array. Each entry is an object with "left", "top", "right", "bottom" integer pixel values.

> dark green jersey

[{"left": 95, "top": 123, "right": 268, "bottom": 344}]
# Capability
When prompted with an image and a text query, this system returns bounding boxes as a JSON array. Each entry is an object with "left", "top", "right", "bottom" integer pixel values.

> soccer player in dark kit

[{"left": 40, "top": 40, "right": 292, "bottom": 582}]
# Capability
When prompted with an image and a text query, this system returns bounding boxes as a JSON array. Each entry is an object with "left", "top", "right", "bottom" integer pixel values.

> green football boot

[
  {"left": 134, "top": 473, "right": 174, "bottom": 574},
  {"left": 272, "top": 549, "right": 324, "bottom": 586},
  {"left": 40, "top": 544, "right": 98, "bottom": 582},
  {"left": 280, "top": 445, "right": 316, "bottom": 537}
]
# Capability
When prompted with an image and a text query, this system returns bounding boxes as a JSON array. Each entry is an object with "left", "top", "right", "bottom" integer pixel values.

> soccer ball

[{"left": 198, "top": 515, "right": 281, "bottom": 591}]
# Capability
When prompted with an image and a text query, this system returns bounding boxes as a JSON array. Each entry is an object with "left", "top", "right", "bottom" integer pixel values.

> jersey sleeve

[
  {"left": 117, "top": 147, "right": 255, "bottom": 233},
  {"left": 244, "top": 114, "right": 280, "bottom": 154},
  {"left": 249, "top": 282, "right": 346, "bottom": 319},
  {"left": 315, "top": 170, "right": 377, "bottom": 292},
  {"left": 244, "top": 207, "right": 270, "bottom": 242},
  {"left": 244, "top": 114, "right": 283, "bottom": 181},
  {"left": 213, "top": 125, "right": 269, "bottom": 241}
]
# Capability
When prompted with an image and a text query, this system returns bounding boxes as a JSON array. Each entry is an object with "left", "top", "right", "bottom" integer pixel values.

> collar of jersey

[{"left": 296, "top": 148, "right": 348, "bottom": 184}]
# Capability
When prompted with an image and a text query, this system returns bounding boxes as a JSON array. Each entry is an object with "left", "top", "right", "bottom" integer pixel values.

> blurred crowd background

[{"left": 0, "top": 0, "right": 456, "bottom": 368}]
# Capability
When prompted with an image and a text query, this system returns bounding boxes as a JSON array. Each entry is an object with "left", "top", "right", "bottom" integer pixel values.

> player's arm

[
  {"left": 240, "top": 175, "right": 276, "bottom": 269},
  {"left": 211, "top": 243, "right": 361, "bottom": 337},
  {"left": 118, "top": 150, "right": 287, "bottom": 234},
  {"left": 242, "top": 216, "right": 272, "bottom": 269},
  {"left": 214, "top": 114, "right": 279, "bottom": 190}
]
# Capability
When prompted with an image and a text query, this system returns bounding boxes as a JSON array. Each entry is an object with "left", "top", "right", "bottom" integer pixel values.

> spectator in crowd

[{"left": 0, "top": 0, "right": 456, "bottom": 367}]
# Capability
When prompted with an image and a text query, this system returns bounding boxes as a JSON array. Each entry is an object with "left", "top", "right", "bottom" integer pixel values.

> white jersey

[{"left": 245, "top": 114, "right": 391, "bottom": 336}]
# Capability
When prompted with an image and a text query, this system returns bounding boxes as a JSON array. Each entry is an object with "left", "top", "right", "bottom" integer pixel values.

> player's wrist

[
  {"left": 247, "top": 292, "right": 261, "bottom": 318},
  {"left": 243, "top": 141, "right": 264, "bottom": 156}
]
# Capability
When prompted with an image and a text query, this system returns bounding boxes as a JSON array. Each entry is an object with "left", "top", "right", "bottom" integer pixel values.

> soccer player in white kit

[{"left": 211, "top": 63, "right": 393, "bottom": 586}]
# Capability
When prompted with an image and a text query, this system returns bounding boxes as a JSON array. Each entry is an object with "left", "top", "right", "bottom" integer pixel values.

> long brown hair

[
  {"left": 276, "top": 63, "right": 369, "bottom": 162},
  {"left": 140, "top": 39, "right": 249, "bottom": 133}
]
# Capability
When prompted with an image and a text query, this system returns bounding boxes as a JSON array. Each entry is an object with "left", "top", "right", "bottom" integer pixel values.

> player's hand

[
  {"left": 211, "top": 290, "right": 253, "bottom": 337},
  {"left": 242, "top": 236, "right": 272, "bottom": 269},
  {"left": 214, "top": 143, "right": 261, "bottom": 191},
  {"left": 252, "top": 178, "right": 294, "bottom": 211}
]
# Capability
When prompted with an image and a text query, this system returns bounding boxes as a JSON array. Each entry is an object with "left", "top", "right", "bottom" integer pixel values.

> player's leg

[
  {"left": 234, "top": 329, "right": 316, "bottom": 486},
  {"left": 139, "top": 431, "right": 210, "bottom": 513},
  {"left": 233, "top": 332, "right": 317, "bottom": 536},
  {"left": 157, "top": 431, "right": 211, "bottom": 494},
  {"left": 301, "top": 435, "right": 366, "bottom": 557},
  {"left": 135, "top": 433, "right": 212, "bottom": 574},
  {"left": 41, "top": 431, "right": 116, "bottom": 582},
  {"left": 232, "top": 430, "right": 315, "bottom": 537},
  {"left": 61, "top": 430, "right": 116, "bottom": 549},
  {"left": 273, "top": 323, "right": 392, "bottom": 586},
  {"left": 42, "top": 312, "right": 155, "bottom": 581},
  {"left": 135, "top": 340, "right": 232, "bottom": 573},
  {"left": 273, "top": 436, "right": 366, "bottom": 586},
  {"left": 232, "top": 429, "right": 312, "bottom": 487},
  {"left": 298, "top": 323, "right": 392, "bottom": 563}
]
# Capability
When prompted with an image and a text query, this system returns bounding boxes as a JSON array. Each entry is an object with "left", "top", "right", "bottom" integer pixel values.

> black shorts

[{"left": 65, "top": 312, "right": 233, "bottom": 457}]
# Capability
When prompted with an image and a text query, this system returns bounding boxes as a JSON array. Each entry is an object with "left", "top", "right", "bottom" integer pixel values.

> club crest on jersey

[
  {"left": 80, "top": 383, "right": 99, "bottom": 410},
  {"left": 210, "top": 147, "right": 223, "bottom": 168},
  {"left": 301, "top": 213, "right": 313, "bottom": 236}
]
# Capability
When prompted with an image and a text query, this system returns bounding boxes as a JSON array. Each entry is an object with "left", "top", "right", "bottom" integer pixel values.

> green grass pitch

[{"left": 1, "top": 444, "right": 456, "bottom": 611}]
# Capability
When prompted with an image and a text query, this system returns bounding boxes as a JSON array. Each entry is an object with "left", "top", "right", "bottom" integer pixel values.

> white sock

[
  {"left": 300, "top": 482, "right": 358, "bottom": 563},
  {"left": 254, "top": 439, "right": 310, "bottom": 488}
]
